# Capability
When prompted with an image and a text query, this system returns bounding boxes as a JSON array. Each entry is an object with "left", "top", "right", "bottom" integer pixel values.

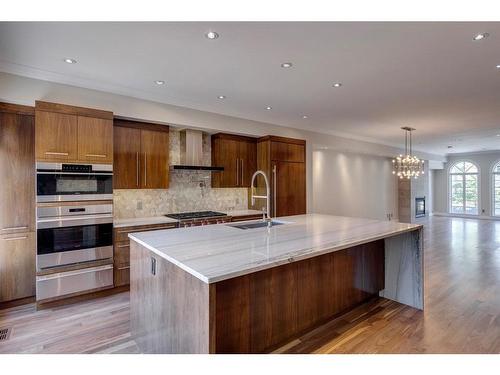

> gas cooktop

[{"left": 165, "top": 211, "right": 227, "bottom": 221}]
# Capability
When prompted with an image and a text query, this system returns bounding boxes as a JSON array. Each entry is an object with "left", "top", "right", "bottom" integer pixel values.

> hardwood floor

[{"left": 1, "top": 216, "right": 499, "bottom": 354}]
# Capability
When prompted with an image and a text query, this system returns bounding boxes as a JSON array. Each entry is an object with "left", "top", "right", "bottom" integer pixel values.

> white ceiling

[{"left": 1, "top": 22, "right": 500, "bottom": 156}]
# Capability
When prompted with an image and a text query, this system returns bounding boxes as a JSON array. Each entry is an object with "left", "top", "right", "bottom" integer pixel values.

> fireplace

[{"left": 415, "top": 197, "right": 426, "bottom": 218}]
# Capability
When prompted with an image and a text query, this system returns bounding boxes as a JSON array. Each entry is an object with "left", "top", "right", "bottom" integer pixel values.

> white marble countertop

[
  {"left": 129, "top": 214, "right": 422, "bottom": 284},
  {"left": 113, "top": 210, "right": 263, "bottom": 228}
]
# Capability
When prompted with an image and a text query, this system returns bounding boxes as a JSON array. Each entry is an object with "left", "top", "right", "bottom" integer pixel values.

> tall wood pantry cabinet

[
  {"left": 256, "top": 136, "right": 306, "bottom": 217},
  {"left": 113, "top": 119, "right": 170, "bottom": 189},
  {"left": 0, "top": 103, "right": 36, "bottom": 303}
]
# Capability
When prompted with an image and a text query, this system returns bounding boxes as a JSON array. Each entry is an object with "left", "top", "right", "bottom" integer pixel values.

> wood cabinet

[
  {"left": 256, "top": 136, "right": 306, "bottom": 217},
  {"left": 211, "top": 133, "right": 257, "bottom": 188},
  {"left": 0, "top": 232, "right": 36, "bottom": 302},
  {"left": 77, "top": 116, "right": 113, "bottom": 163},
  {"left": 35, "top": 101, "right": 113, "bottom": 164},
  {"left": 0, "top": 102, "right": 36, "bottom": 302},
  {"left": 113, "top": 120, "right": 169, "bottom": 189},
  {"left": 35, "top": 110, "right": 78, "bottom": 161},
  {"left": 113, "top": 222, "right": 178, "bottom": 287}
]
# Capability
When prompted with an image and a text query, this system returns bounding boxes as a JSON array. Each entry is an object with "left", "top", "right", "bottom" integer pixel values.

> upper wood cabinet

[
  {"left": 77, "top": 116, "right": 113, "bottom": 163},
  {"left": 211, "top": 133, "right": 257, "bottom": 188},
  {"left": 35, "top": 110, "right": 78, "bottom": 161},
  {"left": 35, "top": 101, "right": 113, "bottom": 164},
  {"left": 113, "top": 119, "right": 169, "bottom": 189}
]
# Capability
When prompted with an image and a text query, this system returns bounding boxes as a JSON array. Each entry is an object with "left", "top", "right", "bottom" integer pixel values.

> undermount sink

[{"left": 227, "top": 220, "right": 287, "bottom": 230}]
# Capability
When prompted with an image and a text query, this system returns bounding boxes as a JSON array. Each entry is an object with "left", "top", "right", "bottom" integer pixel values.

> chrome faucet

[{"left": 250, "top": 170, "right": 272, "bottom": 227}]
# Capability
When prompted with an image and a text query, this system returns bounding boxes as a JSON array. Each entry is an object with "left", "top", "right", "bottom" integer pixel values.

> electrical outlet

[{"left": 137, "top": 201, "right": 143, "bottom": 210}]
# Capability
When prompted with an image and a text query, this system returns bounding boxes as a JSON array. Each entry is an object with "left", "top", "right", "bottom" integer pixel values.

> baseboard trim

[
  {"left": 36, "top": 285, "right": 129, "bottom": 310},
  {"left": 0, "top": 296, "right": 35, "bottom": 311},
  {"left": 433, "top": 212, "right": 500, "bottom": 221}
]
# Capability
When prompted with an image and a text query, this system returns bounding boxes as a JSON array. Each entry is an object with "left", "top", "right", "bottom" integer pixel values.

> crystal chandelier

[{"left": 392, "top": 127, "right": 425, "bottom": 179}]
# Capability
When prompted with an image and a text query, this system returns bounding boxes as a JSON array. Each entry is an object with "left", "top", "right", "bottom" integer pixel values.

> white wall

[
  {"left": 434, "top": 152, "right": 500, "bottom": 217},
  {"left": 312, "top": 149, "right": 398, "bottom": 221},
  {"left": 0, "top": 72, "right": 445, "bottom": 217}
]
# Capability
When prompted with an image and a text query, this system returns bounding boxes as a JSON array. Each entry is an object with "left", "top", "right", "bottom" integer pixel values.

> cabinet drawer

[
  {"left": 114, "top": 223, "right": 178, "bottom": 242},
  {"left": 36, "top": 264, "right": 113, "bottom": 301},
  {"left": 0, "top": 232, "right": 36, "bottom": 302},
  {"left": 114, "top": 265, "right": 130, "bottom": 287},
  {"left": 114, "top": 242, "right": 130, "bottom": 266}
]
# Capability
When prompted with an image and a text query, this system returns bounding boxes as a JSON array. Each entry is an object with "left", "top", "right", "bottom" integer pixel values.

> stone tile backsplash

[{"left": 113, "top": 129, "right": 248, "bottom": 219}]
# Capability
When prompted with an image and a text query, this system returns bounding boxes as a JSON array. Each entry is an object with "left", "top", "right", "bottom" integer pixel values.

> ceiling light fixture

[
  {"left": 473, "top": 33, "right": 489, "bottom": 41},
  {"left": 265, "top": 106, "right": 272, "bottom": 110},
  {"left": 302, "top": 115, "right": 308, "bottom": 119},
  {"left": 392, "top": 127, "right": 424, "bottom": 180},
  {"left": 332, "top": 82, "right": 342, "bottom": 88},
  {"left": 63, "top": 58, "right": 77, "bottom": 64},
  {"left": 154, "top": 80, "right": 165, "bottom": 85},
  {"left": 281, "top": 62, "right": 293, "bottom": 68},
  {"left": 206, "top": 31, "right": 219, "bottom": 40},
  {"left": 496, "top": 64, "right": 500, "bottom": 69},
  {"left": 217, "top": 95, "right": 226, "bottom": 99}
]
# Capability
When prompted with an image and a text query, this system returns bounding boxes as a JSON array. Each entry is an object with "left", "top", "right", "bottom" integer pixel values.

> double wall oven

[{"left": 36, "top": 163, "right": 114, "bottom": 302}]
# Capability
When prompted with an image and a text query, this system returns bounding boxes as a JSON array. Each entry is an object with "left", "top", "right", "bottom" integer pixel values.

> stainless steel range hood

[{"left": 171, "top": 129, "right": 223, "bottom": 171}]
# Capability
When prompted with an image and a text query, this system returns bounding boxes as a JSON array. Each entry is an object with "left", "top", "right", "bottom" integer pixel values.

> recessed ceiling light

[
  {"left": 217, "top": 95, "right": 226, "bottom": 99},
  {"left": 332, "top": 82, "right": 342, "bottom": 88},
  {"left": 281, "top": 62, "right": 293, "bottom": 68},
  {"left": 154, "top": 80, "right": 165, "bottom": 85},
  {"left": 265, "top": 106, "right": 272, "bottom": 110},
  {"left": 63, "top": 58, "right": 77, "bottom": 64},
  {"left": 302, "top": 115, "right": 308, "bottom": 119},
  {"left": 473, "top": 33, "right": 489, "bottom": 41},
  {"left": 496, "top": 64, "right": 500, "bottom": 69},
  {"left": 496, "top": 134, "right": 500, "bottom": 137},
  {"left": 206, "top": 31, "right": 219, "bottom": 40}
]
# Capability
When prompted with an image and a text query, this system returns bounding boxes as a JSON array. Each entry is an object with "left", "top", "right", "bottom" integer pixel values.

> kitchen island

[{"left": 129, "top": 214, "right": 423, "bottom": 353}]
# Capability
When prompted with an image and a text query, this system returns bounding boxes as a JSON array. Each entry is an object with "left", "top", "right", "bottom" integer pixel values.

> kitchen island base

[{"left": 130, "top": 229, "right": 423, "bottom": 354}]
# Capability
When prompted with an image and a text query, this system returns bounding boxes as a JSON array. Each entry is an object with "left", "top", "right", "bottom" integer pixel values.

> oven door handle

[
  {"left": 36, "top": 214, "right": 113, "bottom": 229},
  {"left": 36, "top": 172, "right": 113, "bottom": 176},
  {"left": 37, "top": 264, "right": 113, "bottom": 281}
]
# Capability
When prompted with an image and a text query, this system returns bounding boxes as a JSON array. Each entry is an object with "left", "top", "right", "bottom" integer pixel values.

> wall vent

[{"left": 0, "top": 327, "right": 11, "bottom": 341}]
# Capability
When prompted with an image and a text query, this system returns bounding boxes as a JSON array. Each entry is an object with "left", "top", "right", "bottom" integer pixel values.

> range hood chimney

[{"left": 172, "top": 129, "right": 223, "bottom": 171}]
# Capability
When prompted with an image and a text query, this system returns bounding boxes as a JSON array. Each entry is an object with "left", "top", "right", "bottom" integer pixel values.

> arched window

[
  {"left": 492, "top": 161, "right": 500, "bottom": 216},
  {"left": 449, "top": 161, "right": 479, "bottom": 215}
]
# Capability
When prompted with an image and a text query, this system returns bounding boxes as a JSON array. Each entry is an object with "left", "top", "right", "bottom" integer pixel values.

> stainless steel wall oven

[{"left": 35, "top": 163, "right": 114, "bottom": 302}]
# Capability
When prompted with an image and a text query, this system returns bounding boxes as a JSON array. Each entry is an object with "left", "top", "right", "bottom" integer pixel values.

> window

[
  {"left": 449, "top": 161, "right": 479, "bottom": 215},
  {"left": 492, "top": 161, "right": 500, "bottom": 216}
]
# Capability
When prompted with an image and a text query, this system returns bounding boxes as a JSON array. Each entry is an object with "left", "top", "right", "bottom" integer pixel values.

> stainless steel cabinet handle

[
  {"left": 240, "top": 159, "right": 244, "bottom": 186},
  {"left": 116, "top": 244, "right": 129, "bottom": 248},
  {"left": 136, "top": 152, "right": 139, "bottom": 187},
  {"left": 117, "top": 266, "right": 130, "bottom": 270},
  {"left": 235, "top": 159, "right": 239, "bottom": 186},
  {"left": 3, "top": 236, "right": 28, "bottom": 241},
  {"left": 144, "top": 153, "right": 147, "bottom": 187},
  {"left": 273, "top": 164, "right": 277, "bottom": 218},
  {"left": 86, "top": 154, "right": 107, "bottom": 158},
  {"left": 45, "top": 151, "right": 69, "bottom": 156},
  {"left": 151, "top": 257, "right": 156, "bottom": 275},
  {"left": 1, "top": 226, "right": 28, "bottom": 231}
]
